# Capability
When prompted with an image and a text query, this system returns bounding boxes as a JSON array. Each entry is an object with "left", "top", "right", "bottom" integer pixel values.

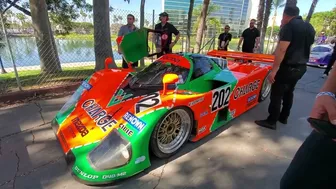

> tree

[
  {"left": 194, "top": 0, "right": 210, "bottom": 53},
  {"left": 266, "top": 0, "right": 285, "bottom": 53},
  {"left": 186, "top": 0, "right": 194, "bottom": 52},
  {"left": 309, "top": 10, "right": 336, "bottom": 36},
  {"left": 93, "top": 0, "right": 115, "bottom": 71},
  {"left": 260, "top": 0, "right": 272, "bottom": 53},
  {"left": 16, "top": 12, "right": 26, "bottom": 32},
  {"left": 29, "top": 0, "right": 62, "bottom": 73},
  {"left": 306, "top": 0, "right": 319, "bottom": 23},
  {"left": 257, "top": 0, "right": 265, "bottom": 32},
  {"left": 144, "top": 19, "right": 149, "bottom": 27}
]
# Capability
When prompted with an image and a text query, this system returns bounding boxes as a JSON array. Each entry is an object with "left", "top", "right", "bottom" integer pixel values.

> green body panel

[
  {"left": 71, "top": 108, "right": 169, "bottom": 183},
  {"left": 120, "top": 28, "right": 149, "bottom": 63}
]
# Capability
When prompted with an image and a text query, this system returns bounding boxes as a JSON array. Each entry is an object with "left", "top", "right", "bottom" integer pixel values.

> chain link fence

[{"left": 0, "top": 7, "right": 246, "bottom": 97}]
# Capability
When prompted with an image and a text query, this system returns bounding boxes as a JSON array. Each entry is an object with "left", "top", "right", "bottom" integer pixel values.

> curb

[{"left": 0, "top": 83, "right": 80, "bottom": 106}]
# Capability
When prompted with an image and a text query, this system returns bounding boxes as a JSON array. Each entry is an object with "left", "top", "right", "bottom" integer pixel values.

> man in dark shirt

[
  {"left": 255, "top": 6, "right": 316, "bottom": 130},
  {"left": 218, "top": 25, "right": 232, "bottom": 51},
  {"left": 237, "top": 19, "right": 260, "bottom": 53},
  {"left": 154, "top": 12, "right": 180, "bottom": 58}
]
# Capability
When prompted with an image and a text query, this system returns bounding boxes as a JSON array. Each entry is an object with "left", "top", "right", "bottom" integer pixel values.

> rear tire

[
  {"left": 150, "top": 107, "right": 193, "bottom": 159},
  {"left": 258, "top": 70, "right": 272, "bottom": 102}
]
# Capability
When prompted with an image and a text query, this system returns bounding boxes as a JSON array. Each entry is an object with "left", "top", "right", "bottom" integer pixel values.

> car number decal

[
  {"left": 135, "top": 92, "right": 161, "bottom": 114},
  {"left": 211, "top": 86, "right": 231, "bottom": 112}
]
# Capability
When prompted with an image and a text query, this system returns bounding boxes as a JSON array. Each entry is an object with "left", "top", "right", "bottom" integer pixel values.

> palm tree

[
  {"left": 266, "top": 0, "right": 285, "bottom": 53},
  {"left": 305, "top": 0, "right": 319, "bottom": 23},
  {"left": 260, "top": 0, "right": 272, "bottom": 53},
  {"left": 194, "top": 0, "right": 210, "bottom": 53},
  {"left": 186, "top": 0, "right": 195, "bottom": 52},
  {"left": 257, "top": 0, "right": 265, "bottom": 32}
]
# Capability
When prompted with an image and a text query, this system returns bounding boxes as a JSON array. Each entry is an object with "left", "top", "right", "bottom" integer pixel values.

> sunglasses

[
  {"left": 225, "top": 28, "right": 230, "bottom": 29},
  {"left": 127, "top": 18, "right": 133, "bottom": 20}
]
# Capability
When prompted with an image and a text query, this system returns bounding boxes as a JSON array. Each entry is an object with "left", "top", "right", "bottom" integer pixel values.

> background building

[{"left": 162, "top": 0, "right": 252, "bottom": 37}]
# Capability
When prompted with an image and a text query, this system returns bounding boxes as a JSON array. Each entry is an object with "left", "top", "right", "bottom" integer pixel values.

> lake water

[{"left": 0, "top": 37, "right": 123, "bottom": 69}]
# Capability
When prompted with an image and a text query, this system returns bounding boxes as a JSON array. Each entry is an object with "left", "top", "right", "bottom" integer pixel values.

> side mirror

[{"left": 162, "top": 73, "right": 179, "bottom": 94}]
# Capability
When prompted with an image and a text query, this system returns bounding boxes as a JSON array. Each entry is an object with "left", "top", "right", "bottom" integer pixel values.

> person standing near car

[
  {"left": 154, "top": 12, "right": 180, "bottom": 58},
  {"left": 218, "top": 25, "right": 232, "bottom": 51},
  {"left": 118, "top": 14, "right": 139, "bottom": 68},
  {"left": 280, "top": 62, "right": 336, "bottom": 189},
  {"left": 255, "top": 6, "right": 316, "bottom": 130},
  {"left": 322, "top": 38, "right": 336, "bottom": 78},
  {"left": 237, "top": 19, "right": 260, "bottom": 53}
]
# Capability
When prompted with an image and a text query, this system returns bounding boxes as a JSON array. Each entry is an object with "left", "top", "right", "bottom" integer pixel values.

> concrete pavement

[{"left": 0, "top": 66, "right": 327, "bottom": 189}]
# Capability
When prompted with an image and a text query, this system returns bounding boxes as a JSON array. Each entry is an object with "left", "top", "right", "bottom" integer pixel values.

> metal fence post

[
  {"left": 0, "top": 13, "right": 22, "bottom": 91},
  {"left": 151, "top": 9, "right": 155, "bottom": 62}
]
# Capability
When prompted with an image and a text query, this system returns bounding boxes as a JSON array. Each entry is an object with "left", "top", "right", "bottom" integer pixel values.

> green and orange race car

[{"left": 51, "top": 28, "right": 274, "bottom": 185}]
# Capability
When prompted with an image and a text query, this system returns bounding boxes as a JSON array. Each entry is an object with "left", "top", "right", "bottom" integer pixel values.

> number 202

[{"left": 211, "top": 87, "right": 231, "bottom": 112}]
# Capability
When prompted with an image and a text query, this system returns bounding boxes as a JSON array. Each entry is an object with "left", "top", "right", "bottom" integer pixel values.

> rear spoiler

[{"left": 207, "top": 50, "right": 274, "bottom": 63}]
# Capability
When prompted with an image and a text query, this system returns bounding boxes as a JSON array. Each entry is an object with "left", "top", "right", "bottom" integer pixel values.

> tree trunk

[
  {"left": 260, "top": 0, "right": 272, "bottom": 53},
  {"left": 306, "top": 0, "right": 318, "bottom": 23},
  {"left": 266, "top": 9, "right": 277, "bottom": 54},
  {"left": 93, "top": 0, "right": 115, "bottom": 71},
  {"left": 0, "top": 56, "right": 7, "bottom": 74},
  {"left": 29, "top": 0, "right": 61, "bottom": 73},
  {"left": 257, "top": 0, "right": 265, "bottom": 33},
  {"left": 194, "top": 0, "right": 210, "bottom": 54},
  {"left": 186, "top": 0, "right": 195, "bottom": 52},
  {"left": 139, "top": 0, "right": 145, "bottom": 67}
]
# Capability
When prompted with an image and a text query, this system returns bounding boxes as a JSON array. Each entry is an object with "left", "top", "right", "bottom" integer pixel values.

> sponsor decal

[
  {"left": 123, "top": 112, "right": 147, "bottom": 132},
  {"left": 135, "top": 156, "right": 146, "bottom": 164},
  {"left": 211, "top": 85, "right": 231, "bottom": 112},
  {"left": 72, "top": 117, "right": 89, "bottom": 137},
  {"left": 135, "top": 92, "right": 161, "bottom": 114},
  {"left": 74, "top": 166, "right": 99, "bottom": 180},
  {"left": 118, "top": 123, "right": 134, "bottom": 137},
  {"left": 81, "top": 81, "right": 92, "bottom": 90},
  {"left": 102, "top": 172, "right": 126, "bottom": 180},
  {"left": 247, "top": 94, "right": 258, "bottom": 106},
  {"left": 82, "top": 99, "right": 118, "bottom": 132},
  {"left": 229, "top": 109, "right": 236, "bottom": 118},
  {"left": 160, "top": 55, "right": 181, "bottom": 63},
  {"left": 189, "top": 97, "right": 204, "bottom": 106},
  {"left": 109, "top": 89, "right": 133, "bottom": 106},
  {"left": 198, "top": 126, "right": 206, "bottom": 134},
  {"left": 200, "top": 111, "right": 208, "bottom": 118},
  {"left": 234, "top": 80, "right": 260, "bottom": 100}
]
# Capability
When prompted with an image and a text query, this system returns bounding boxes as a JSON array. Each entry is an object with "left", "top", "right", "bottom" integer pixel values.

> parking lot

[{"left": 0, "top": 66, "right": 326, "bottom": 189}]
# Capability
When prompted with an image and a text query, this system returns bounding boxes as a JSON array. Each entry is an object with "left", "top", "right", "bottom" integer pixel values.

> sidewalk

[{"left": 0, "top": 67, "right": 326, "bottom": 189}]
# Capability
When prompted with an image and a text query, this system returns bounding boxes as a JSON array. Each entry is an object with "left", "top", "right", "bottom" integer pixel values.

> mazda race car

[
  {"left": 307, "top": 44, "right": 334, "bottom": 68},
  {"left": 51, "top": 28, "right": 274, "bottom": 185}
]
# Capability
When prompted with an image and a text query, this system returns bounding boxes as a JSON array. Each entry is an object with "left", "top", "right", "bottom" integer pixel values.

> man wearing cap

[
  {"left": 218, "top": 25, "right": 232, "bottom": 51},
  {"left": 255, "top": 6, "right": 315, "bottom": 129},
  {"left": 154, "top": 12, "right": 180, "bottom": 57}
]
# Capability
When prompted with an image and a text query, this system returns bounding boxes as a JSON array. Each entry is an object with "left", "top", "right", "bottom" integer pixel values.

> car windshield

[
  {"left": 129, "top": 61, "right": 189, "bottom": 88},
  {"left": 312, "top": 46, "right": 331, "bottom": 53}
]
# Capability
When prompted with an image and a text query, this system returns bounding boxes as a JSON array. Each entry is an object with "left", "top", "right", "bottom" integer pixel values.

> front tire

[
  {"left": 150, "top": 107, "right": 193, "bottom": 159},
  {"left": 258, "top": 70, "right": 272, "bottom": 102}
]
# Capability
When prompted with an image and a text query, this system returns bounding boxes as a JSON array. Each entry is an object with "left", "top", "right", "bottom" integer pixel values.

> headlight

[{"left": 88, "top": 130, "right": 132, "bottom": 170}]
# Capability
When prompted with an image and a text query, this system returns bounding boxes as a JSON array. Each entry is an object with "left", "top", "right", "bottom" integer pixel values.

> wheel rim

[
  {"left": 261, "top": 75, "right": 272, "bottom": 99},
  {"left": 157, "top": 109, "right": 191, "bottom": 154}
]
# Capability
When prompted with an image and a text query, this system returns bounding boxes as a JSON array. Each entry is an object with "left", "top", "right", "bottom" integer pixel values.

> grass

[{"left": 0, "top": 61, "right": 153, "bottom": 93}]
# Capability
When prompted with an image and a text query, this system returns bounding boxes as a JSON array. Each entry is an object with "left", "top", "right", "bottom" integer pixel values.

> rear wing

[{"left": 207, "top": 50, "right": 274, "bottom": 63}]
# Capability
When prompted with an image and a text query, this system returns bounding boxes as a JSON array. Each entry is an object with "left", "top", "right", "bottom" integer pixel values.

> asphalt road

[{"left": 0, "top": 66, "right": 327, "bottom": 189}]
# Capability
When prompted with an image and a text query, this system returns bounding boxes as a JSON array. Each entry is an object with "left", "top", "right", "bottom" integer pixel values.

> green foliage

[
  {"left": 309, "top": 9, "right": 336, "bottom": 36},
  {"left": 266, "top": 26, "right": 280, "bottom": 37},
  {"left": 192, "top": 3, "right": 221, "bottom": 34}
]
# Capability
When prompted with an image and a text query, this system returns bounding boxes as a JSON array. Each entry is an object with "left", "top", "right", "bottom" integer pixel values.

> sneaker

[{"left": 321, "top": 74, "right": 328, "bottom": 78}]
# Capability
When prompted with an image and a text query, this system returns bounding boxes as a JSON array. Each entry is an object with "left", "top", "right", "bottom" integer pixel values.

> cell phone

[{"left": 307, "top": 117, "right": 336, "bottom": 139}]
